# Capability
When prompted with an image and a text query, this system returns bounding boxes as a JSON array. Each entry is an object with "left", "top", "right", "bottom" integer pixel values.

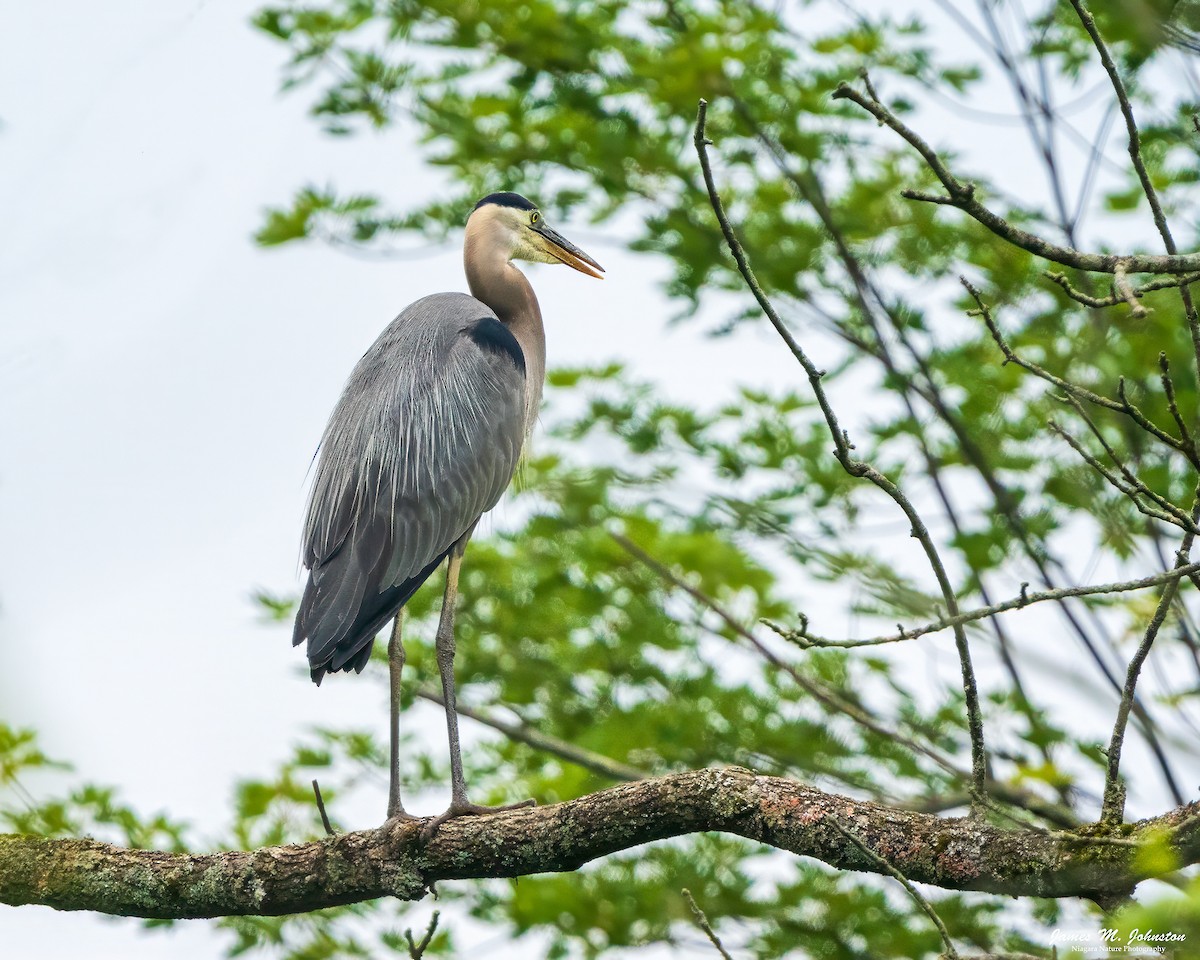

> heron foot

[
  {"left": 420, "top": 797, "right": 536, "bottom": 842},
  {"left": 386, "top": 808, "right": 421, "bottom": 824}
]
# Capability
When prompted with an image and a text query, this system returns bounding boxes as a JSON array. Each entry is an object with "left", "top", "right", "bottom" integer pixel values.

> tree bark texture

[{"left": 2, "top": 769, "right": 1196, "bottom": 918}]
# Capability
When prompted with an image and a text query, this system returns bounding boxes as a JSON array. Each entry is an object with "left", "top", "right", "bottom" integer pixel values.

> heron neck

[{"left": 464, "top": 251, "right": 546, "bottom": 434}]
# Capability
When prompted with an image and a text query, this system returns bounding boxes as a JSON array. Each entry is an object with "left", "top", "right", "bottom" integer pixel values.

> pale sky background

[{"left": 2, "top": 2, "right": 1198, "bottom": 958}]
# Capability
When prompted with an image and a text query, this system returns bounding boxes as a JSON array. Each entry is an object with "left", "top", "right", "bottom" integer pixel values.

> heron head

[{"left": 468, "top": 193, "right": 605, "bottom": 279}]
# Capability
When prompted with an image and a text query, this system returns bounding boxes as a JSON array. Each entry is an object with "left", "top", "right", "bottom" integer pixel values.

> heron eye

[{"left": 530, "top": 211, "right": 540, "bottom": 224}]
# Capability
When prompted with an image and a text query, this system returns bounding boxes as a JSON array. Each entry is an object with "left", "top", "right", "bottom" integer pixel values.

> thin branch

[
  {"left": 768, "top": 561, "right": 1200, "bottom": 649},
  {"left": 311, "top": 780, "right": 335, "bottom": 837},
  {"left": 1102, "top": 494, "right": 1200, "bottom": 824},
  {"left": 416, "top": 689, "right": 649, "bottom": 783},
  {"left": 840, "top": 13, "right": 1198, "bottom": 817},
  {"left": 404, "top": 910, "right": 440, "bottom": 960},
  {"left": 612, "top": 531, "right": 958, "bottom": 779},
  {"left": 1067, "top": 0, "right": 1172, "bottom": 257},
  {"left": 730, "top": 98, "right": 1173, "bottom": 792},
  {"left": 1046, "top": 418, "right": 1194, "bottom": 532},
  {"left": 963, "top": 279, "right": 1199, "bottom": 467},
  {"left": 1045, "top": 270, "right": 1200, "bottom": 310},
  {"left": 965, "top": 283, "right": 1190, "bottom": 807},
  {"left": 827, "top": 817, "right": 959, "bottom": 959},
  {"left": 1059, "top": 393, "right": 1195, "bottom": 529},
  {"left": 612, "top": 532, "right": 1078, "bottom": 829},
  {"left": 975, "top": 1, "right": 1076, "bottom": 244},
  {"left": 751, "top": 92, "right": 1185, "bottom": 804},
  {"left": 1112, "top": 260, "right": 1148, "bottom": 319},
  {"left": 1067, "top": 0, "right": 1200, "bottom": 372},
  {"left": 1160, "top": 353, "right": 1197, "bottom": 459},
  {"left": 830, "top": 82, "right": 1200, "bottom": 276},
  {"left": 681, "top": 889, "right": 735, "bottom": 960},
  {"left": 694, "top": 98, "right": 988, "bottom": 808}
]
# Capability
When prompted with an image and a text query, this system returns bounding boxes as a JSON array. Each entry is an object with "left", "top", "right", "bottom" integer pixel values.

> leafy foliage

[
  {"left": 241, "top": 0, "right": 1200, "bottom": 952},
  {"left": 0, "top": 723, "right": 188, "bottom": 851}
]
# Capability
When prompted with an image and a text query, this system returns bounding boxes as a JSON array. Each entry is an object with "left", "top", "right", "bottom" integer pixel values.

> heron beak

[{"left": 531, "top": 222, "right": 605, "bottom": 279}]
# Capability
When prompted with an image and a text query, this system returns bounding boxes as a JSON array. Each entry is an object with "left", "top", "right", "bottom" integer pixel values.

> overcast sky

[{"left": 3, "top": 2, "right": 1198, "bottom": 957}]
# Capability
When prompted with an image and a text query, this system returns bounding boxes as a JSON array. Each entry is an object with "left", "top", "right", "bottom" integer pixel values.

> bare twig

[
  {"left": 841, "top": 63, "right": 1200, "bottom": 808},
  {"left": 612, "top": 531, "right": 961, "bottom": 779},
  {"left": 963, "top": 278, "right": 1199, "bottom": 467},
  {"left": 769, "top": 561, "right": 1200, "bottom": 649},
  {"left": 730, "top": 96, "right": 1178, "bottom": 800},
  {"left": 1102, "top": 494, "right": 1200, "bottom": 824},
  {"left": 311, "top": 780, "right": 335, "bottom": 837},
  {"left": 1067, "top": 0, "right": 1172, "bottom": 258},
  {"left": 826, "top": 816, "right": 960, "bottom": 959},
  {"left": 694, "top": 98, "right": 988, "bottom": 809},
  {"left": 830, "top": 81, "right": 1200, "bottom": 276},
  {"left": 1112, "top": 260, "right": 1148, "bottom": 318},
  {"left": 1046, "top": 417, "right": 1194, "bottom": 532},
  {"left": 965, "top": 281, "right": 1190, "bottom": 809},
  {"left": 1159, "top": 354, "right": 1196, "bottom": 459},
  {"left": 416, "top": 689, "right": 649, "bottom": 783},
  {"left": 612, "top": 532, "right": 1079, "bottom": 830},
  {"left": 681, "top": 889, "right": 735, "bottom": 960},
  {"left": 1060, "top": 393, "right": 1195, "bottom": 528},
  {"left": 1044, "top": 270, "right": 1200, "bottom": 309},
  {"left": 404, "top": 910, "right": 440, "bottom": 959},
  {"left": 1068, "top": 0, "right": 1200, "bottom": 374},
  {"left": 730, "top": 98, "right": 1135, "bottom": 806}
]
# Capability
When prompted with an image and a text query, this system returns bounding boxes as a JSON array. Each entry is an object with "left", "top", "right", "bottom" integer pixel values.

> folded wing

[{"left": 294, "top": 293, "right": 528, "bottom": 683}]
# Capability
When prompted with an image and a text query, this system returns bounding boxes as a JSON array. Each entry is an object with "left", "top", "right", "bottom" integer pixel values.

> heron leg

[
  {"left": 422, "top": 541, "right": 534, "bottom": 841},
  {"left": 386, "top": 609, "right": 417, "bottom": 822}
]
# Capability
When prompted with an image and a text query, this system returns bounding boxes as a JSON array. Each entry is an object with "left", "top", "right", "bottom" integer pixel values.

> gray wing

[{"left": 294, "top": 292, "right": 528, "bottom": 682}]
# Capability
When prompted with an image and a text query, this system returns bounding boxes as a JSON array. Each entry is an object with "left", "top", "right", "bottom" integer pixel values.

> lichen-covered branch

[{"left": 3, "top": 769, "right": 1198, "bottom": 919}]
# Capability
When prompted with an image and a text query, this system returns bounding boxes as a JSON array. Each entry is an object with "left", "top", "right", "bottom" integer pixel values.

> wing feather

[{"left": 294, "top": 294, "right": 528, "bottom": 681}]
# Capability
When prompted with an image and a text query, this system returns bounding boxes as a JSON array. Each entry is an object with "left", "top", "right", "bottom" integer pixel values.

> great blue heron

[{"left": 293, "top": 192, "right": 604, "bottom": 834}]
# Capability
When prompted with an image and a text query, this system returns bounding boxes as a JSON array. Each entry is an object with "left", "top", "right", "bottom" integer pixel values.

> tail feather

[{"left": 297, "top": 547, "right": 451, "bottom": 685}]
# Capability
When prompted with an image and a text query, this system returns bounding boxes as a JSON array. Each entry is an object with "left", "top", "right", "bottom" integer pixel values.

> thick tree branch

[
  {"left": 3, "top": 769, "right": 1198, "bottom": 918},
  {"left": 830, "top": 82, "right": 1200, "bottom": 276}
]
